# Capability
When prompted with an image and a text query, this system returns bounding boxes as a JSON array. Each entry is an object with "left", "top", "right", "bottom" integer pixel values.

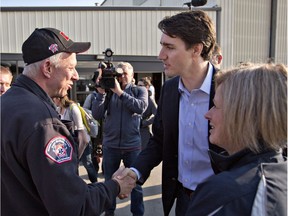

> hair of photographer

[{"left": 116, "top": 62, "right": 135, "bottom": 88}]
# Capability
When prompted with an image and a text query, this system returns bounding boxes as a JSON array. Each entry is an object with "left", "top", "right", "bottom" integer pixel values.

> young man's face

[{"left": 158, "top": 33, "right": 194, "bottom": 77}]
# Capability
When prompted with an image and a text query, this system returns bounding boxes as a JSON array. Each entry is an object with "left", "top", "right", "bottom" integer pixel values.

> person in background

[
  {"left": 83, "top": 72, "right": 102, "bottom": 178},
  {"left": 54, "top": 95, "right": 98, "bottom": 183},
  {"left": 0, "top": 65, "right": 13, "bottom": 96},
  {"left": 119, "top": 10, "right": 225, "bottom": 216},
  {"left": 1, "top": 27, "right": 135, "bottom": 216},
  {"left": 92, "top": 62, "right": 148, "bottom": 216},
  {"left": 147, "top": 76, "right": 155, "bottom": 100},
  {"left": 210, "top": 42, "right": 223, "bottom": 69},
  {"left": 137, "top": 77, "right": 157, "bottom": 150},
  {"left": 186, "top": 62, "right": 287, "bottom": 215},
  {"left": 131, "top": 77, "right": 136, "bottom": 85}
]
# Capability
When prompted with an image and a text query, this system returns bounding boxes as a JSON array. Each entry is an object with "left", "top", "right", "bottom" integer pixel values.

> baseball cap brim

[{"left": 65, "top": 42, "right": 91, "bottom": 54}]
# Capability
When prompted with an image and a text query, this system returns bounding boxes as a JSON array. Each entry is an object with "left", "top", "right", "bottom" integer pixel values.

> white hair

[{"left": 22, "top": 52, "right": 66, "bottom": 77}]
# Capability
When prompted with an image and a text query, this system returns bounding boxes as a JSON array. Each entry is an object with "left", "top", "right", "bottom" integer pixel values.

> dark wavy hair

[{"left": 158, "top": 10, "right": 216, "bottom": 60}]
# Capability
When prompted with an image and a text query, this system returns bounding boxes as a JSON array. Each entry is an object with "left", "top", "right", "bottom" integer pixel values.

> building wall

[
  {"left": 1, "top": 1, "right": 287, "bottom": 70},
  {"left": 275, "top": 0, "right": 287, "bottom": 64},
  {"left": 221, "top": 0, "right": 271, "bottom": 66},
  {"left": 219, "top": 0, "right": 287, "bottom": 67},
  {"left": 0, "top": 7, "right": 216, "bottom": 57}
]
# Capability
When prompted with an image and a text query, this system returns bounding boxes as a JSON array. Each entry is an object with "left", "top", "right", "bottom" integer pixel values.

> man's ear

[
  {"left": 192, "top": 43, "right": 204, "bottom": 56},
  {"left": 41, "top": 60, "right": 52, "bottom": 78},
  {"left": 217, "top": 54, "right": 223, "bottom": 64}
]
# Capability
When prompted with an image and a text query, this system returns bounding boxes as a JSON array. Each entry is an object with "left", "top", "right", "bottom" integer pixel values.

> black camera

[{"left": 95, "top": 48, "right": 123, "bottom": 89}]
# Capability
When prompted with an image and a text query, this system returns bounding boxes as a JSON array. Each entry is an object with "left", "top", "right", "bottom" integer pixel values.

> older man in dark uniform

[{"left": 1, "top": 27, "right": 135, "bottom": 216}]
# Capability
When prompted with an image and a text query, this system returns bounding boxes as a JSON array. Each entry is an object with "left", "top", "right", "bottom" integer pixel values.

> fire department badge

[{"left": 45, "top": 136, "right": 73, "bottom": 164}]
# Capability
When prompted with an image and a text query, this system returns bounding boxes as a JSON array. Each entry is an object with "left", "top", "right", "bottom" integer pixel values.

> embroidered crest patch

[
  {"left": 48, "top": 43, "right": 59, "bottom": 53},
  {"left": 45, "top": 136, "right": 73, "bottom": 164}
]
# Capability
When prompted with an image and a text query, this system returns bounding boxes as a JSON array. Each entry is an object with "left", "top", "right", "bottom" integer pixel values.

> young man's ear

[{"left": 192, "top": 43, "right": 204, "bottom": 56}]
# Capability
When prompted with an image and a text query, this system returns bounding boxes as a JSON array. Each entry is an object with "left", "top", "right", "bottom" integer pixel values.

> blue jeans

[
  {"left": 103, "top": 146, "right": 144, "bottom": 216},
  {"left": 80, "top": 142, "right": 98, "bottom": 183}
]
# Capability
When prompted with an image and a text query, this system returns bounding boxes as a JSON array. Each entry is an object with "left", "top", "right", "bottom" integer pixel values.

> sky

[{"left": 1, "top": 0, "right": 104, "bottom": 7}]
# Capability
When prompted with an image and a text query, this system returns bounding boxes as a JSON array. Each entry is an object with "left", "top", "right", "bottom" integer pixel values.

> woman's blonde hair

[
  {"left": 215, "top": 63, "right": 287, "bottom": 153},
  {"left": 59, "top": 95, "right": 74, "bottom": 108}
]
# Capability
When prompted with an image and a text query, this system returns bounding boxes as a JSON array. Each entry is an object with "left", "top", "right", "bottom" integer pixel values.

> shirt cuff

[{"left": 130, "top": 167, "right": 141, "bottom": 180}]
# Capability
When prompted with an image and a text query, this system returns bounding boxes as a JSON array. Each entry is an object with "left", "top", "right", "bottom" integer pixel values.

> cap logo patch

[
  {"left": 45, "top": 136, "right": 73, "bottom": 164},
  {"left": 49, "top": 44, "right": 59, "bottom": 53},
  {"left": 60, "top": 31, "right": 70, "bottom": 41}
]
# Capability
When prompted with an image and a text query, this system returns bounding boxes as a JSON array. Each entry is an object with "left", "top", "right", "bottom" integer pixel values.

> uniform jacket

[
  {"left": 1, "top": 75, "right": 120, "bottom": 216},
  {"left": 185, "top": 149, "right": 287, "bottom": 215},
  {"left": 132, "top": 66, "right": 224, "bottom": 215},
  {"left": 92, "top": 83, "right": 148, "bottom": 150}
]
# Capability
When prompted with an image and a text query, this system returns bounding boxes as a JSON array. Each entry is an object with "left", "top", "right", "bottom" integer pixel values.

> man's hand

[
  {"left": 94, "top": 68, "right": 106, "bottom": 94},
  {"left": 110, "top": 79, "right": 123, "bottom": 97},
  {"left": 112, "top": 166, "right": 137, "bottom": 199}
]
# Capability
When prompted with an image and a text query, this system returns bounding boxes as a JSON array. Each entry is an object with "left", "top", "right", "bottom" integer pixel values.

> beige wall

[
  {"left": 218, "top": 0, "right": 287, "bottom": 68},
  {"left": 1, "top": 1, "right": 287, "bottom": 69}
]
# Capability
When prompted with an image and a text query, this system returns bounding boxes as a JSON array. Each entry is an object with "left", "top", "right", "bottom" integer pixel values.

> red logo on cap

[
  {"left": 49, "top": 44, "right": 59, "bottom": 53},
  {"left": 60, "top": 32, "right": 70, "bottom": 41}
]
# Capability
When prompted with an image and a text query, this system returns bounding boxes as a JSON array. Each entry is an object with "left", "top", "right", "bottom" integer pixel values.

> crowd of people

[{"left": 1, "top": 9, "right": 287, "bottom": 216}]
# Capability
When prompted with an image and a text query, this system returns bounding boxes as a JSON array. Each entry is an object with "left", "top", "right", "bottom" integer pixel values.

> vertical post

[
  {"left": 269, "top": 0, "right": 277, "bottom": 62},
  {"left": 216, "top": 7, "right": 221, "bottom": 44}
]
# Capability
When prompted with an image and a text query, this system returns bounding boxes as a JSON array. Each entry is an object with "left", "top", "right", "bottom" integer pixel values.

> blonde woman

[
  {"left": 54, "top": 95, "right": 98, "bottom": 182},
  {"left": 186, "top": 63, "right": 287, "bottom": 215},
  {"left": 54, "top": 95, "right": 88, "bottom": 155}
]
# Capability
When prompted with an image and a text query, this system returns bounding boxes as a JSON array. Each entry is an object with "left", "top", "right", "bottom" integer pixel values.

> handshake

[{"left": 112, "top": 166, "right": 138, "bottom": 199}]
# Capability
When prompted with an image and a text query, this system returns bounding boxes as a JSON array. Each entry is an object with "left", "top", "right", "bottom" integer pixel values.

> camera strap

[{"left": 104, "top": 90, "right": 113, "bottom": 115}]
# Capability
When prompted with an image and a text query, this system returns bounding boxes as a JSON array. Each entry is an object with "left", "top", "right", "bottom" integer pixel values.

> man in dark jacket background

[{"left": 92, "top": 62, "right": 148, "bottom": 216}]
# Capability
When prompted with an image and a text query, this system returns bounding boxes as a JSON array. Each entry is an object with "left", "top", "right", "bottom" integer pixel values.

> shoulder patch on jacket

[{"left": 45, "top": 136, "right": 73, "bottom": 164}]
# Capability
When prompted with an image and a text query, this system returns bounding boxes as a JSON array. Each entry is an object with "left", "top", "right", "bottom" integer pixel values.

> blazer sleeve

[{"left": 131, "top": 81, "right": 168, "bottom": 184}]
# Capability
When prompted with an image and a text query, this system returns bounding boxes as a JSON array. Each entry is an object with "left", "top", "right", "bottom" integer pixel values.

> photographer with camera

[{"left": 92, "top": 61, "right": 148, "bottom": 216}]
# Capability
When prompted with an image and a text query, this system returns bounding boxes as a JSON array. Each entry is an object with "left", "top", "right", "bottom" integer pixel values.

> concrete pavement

[{"left": 79, "top": 161, "right": 176, "bottom": 216}]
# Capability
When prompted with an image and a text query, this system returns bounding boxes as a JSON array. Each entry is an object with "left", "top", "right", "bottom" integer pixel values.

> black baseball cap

[{"left": 22, "top": 28, "right": 91, "bottom": 65}]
